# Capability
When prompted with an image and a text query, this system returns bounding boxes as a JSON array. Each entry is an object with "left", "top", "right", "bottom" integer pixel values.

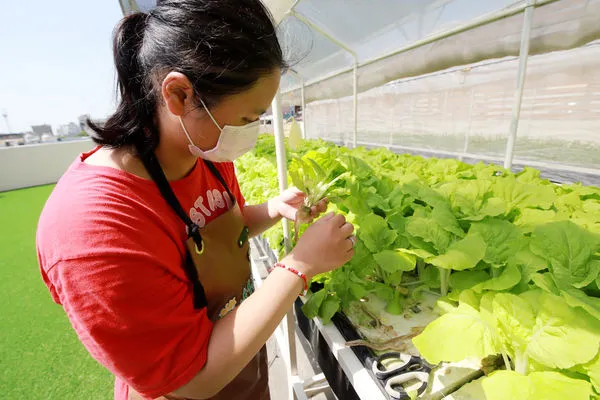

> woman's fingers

[
  {"left": 316, "top": 198, "right": 328, "bottom": 212},
  {"left": 316, "top": 212, "right": 335, "bottom": 223},
  {"left": 308, "top": 199, "right": 328, "bottom": 218},
  {"left": 340, "top": 222, "right": 354, "bottom": 237},
  {"left": 279, "top": 187, "right": 305, "bottom": 202},
  {"left": 345, "top": 235, "right": 356, "bottom": 251}
]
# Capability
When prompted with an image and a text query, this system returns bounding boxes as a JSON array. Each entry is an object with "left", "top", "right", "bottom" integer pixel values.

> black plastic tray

[{"left": 294, "top": 297, "right": 390, "bottom": 400}]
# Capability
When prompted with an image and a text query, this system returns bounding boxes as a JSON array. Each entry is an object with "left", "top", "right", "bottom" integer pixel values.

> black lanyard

[{"left": 137, "top": 147, "right": 235, "bottom": 309}]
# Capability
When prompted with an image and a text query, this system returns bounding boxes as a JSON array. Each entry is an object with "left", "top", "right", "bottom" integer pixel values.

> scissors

[{"left": 371, "top": 352, "right": 431, "bottom": 400}]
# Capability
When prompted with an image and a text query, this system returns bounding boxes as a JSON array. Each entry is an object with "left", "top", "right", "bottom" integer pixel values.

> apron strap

[
  {"left": 137, "top": 149, "right": 210, "bottom": 310},
  {"left": 138, "top": 151, "right": 198, "bottom": 230}
]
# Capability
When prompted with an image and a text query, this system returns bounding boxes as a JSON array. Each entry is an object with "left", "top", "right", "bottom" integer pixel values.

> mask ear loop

[
  {"left": 178, "top": 116, "right": 196, "bottom": 146},
  {"left": 198, "top": 98, "right": 223, "bottom": 131},
  {"left": 178, "top": 96, "right": 223, "bottom": 146}
]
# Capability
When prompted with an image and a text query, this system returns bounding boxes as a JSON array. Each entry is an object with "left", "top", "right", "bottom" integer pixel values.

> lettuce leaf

[
  {"left": 405, "top": 216, "right": 451, "bottom": 254},
  {"left": 472, "top": 264, "right": 521, "bottom": 293},
  {"left": 412, "top": 301, "right": 502, "bottom": 364},
  {"left": 469, "top": 219, "right": 522, "bottom": 266},
  {"left": 530, "top": 221, "right": 600, "bottom": 289},
  {"left": 584, "top": 354, "right": 600, "bottom": 392},
  {"left": 373, "top": 249, "right": 416, "bottom": 273},
  {"left": 357, "top": 214, "right": 397, "bottom": 253},
  {"left": 428, "top": 233, "right": 487, "bottom": 271},
  {"left": 526, "top": 292, "right": 600, "bottom": 368},
  {"left": 482, "top": 371, "right": 592, "bottom": 400},
  {"left": 491, "top": 176, "right": 556, "bottom": 212}
]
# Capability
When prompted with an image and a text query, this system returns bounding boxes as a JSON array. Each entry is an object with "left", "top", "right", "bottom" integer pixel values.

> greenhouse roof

[{"left": 120, "top": 0, "right": 600, "bottom": 104}]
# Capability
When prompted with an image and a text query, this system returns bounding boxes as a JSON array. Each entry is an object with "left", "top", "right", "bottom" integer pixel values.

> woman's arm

[
  {"left": 242, "top": 188, "right": 328, "bottom": 237},
  {"left": 242, "top": 201, "right": 281, "bottom": 237},
  {"left": 171, "top": 213, "right": 355, "bottom": 399},
  {"left": 171, "top": 263, "right": 303, "bottom": 399}
]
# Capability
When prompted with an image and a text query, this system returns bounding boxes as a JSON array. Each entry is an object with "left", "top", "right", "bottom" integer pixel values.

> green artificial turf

[{"left": 0, "top": 185, "right": 113, "bottom": 399}]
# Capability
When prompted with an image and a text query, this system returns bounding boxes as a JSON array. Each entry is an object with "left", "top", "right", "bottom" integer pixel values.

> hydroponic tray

[{"left": 251, "top": 236, "right": 488, "bottom": 400}]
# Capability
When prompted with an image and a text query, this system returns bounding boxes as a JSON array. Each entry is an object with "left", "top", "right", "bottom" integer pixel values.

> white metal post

[
  {"left": 353, "top": 63, "right": 358, "bottom": 148},
  {"left": 300, "top": 79, "right": 306, "bottom": 139},
  {"left": 504, "top": 0, "right": 535, "bottom": 170},
  {"left": 271, "top": 88, "right": 298, "bottom": 400},
  {"left": 273, "top": 89, "right": 289, "bottom": 210}
]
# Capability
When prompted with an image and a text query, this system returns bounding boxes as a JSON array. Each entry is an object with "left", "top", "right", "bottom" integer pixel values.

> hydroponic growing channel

[{"left": 237, "top": 135, "right": 600, "bottom": 400}]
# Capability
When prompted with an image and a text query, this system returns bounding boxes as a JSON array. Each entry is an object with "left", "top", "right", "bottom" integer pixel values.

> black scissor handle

[
  {"left": 372, "top": 352, "right": 422, "bottom": 380},
  {"left": 384, "top": 371, "right": 429, "bottom": 400}
]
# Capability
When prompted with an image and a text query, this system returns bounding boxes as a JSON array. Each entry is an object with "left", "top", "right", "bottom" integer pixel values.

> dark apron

[{"left": 128, "top": 151, "right": 270, "bottom": 400}]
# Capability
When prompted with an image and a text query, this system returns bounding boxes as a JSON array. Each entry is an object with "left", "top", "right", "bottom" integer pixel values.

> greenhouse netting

[
  {"left": 272, "top": 0, "right": 600, "bottom": 186},
  {"left": 121, "top": 0, "right": 600, "bottom": 185}
]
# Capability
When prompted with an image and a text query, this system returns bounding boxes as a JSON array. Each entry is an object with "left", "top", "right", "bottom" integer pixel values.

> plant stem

[
  {"left": 439, "top": 268, "right": 450, "bottom": 296},
  {"left": 417, "top": 259, "right": 425, "bottom": 279},
  {"left": 515, "top": 353, "right": 528, "bottom": 375},
  {"left": 401, "top": 280, "right": 425, "bottom": 286},
  {"left": 501, "top": 352, "right": 512, "bottom": 372},
  {"left": 492, "top": 267, "right": 500, "bottom": 279},
  {"left": 374, "top": 264, "right": 385, "bottom": 281}
]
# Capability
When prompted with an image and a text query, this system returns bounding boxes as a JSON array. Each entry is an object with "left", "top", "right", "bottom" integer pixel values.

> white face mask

[{"left": 179, "top": 98, "right": 260, "bottom": 162}]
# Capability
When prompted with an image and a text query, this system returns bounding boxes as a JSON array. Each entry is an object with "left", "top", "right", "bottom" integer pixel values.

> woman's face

[{"left": 159, "top": 69, "right": 281, "bottom": 154}]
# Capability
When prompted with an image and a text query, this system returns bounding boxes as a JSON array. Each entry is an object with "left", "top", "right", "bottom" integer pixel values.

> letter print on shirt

[{"left": 189, "top": 190, "right": 230, "bottom": 228}]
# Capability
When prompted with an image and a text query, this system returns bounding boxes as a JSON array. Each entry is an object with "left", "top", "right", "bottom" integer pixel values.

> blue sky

[{"left": 0, "top": 1, "right": 124, "bottom": 133}]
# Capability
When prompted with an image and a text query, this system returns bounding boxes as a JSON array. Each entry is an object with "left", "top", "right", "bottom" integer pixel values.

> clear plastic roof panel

[
  {"left": 278, "top": 0, "right": 521, "bottom": 90},
  {"left": 278, "top": 15, "right": 355, "bottom": 81}
]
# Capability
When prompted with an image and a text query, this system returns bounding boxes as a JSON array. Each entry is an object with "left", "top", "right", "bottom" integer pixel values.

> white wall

[{"left": 0, "top": 139, "right": 94, "bottom": 192}]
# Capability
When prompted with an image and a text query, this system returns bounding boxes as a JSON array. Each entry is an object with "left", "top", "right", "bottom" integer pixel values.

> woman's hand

[
  {"left": 268, "top": 187, "right": 328, "bottom": 221},
  {"left": 282, "top": 212, "right": 355, "bottom": 279}
]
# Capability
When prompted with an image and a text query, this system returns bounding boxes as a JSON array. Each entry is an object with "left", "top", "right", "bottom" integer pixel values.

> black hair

[{"left": 89, "top": 0, "right": 285, "bottom": 153}]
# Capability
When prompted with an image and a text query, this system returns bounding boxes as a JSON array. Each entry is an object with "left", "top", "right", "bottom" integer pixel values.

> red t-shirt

[{"left": 36, "top": 147, "right": 246, "bottom": 399}]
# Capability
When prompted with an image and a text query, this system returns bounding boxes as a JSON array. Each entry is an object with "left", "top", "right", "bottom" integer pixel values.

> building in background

[
  {"left": 31, "top": 124, "right": 56, "bottom": 143},
  {"left": 0, "top": 133, "right": 25, "bottom": 146},
  {"left": 57, "top": 122, "right": 81, "bottom": 137},
  {"left": 31, "top": 124, "right": 53, "bottom": 136},
  {"left": 24, "top": 132, "right": 40, "bottom": 144}
]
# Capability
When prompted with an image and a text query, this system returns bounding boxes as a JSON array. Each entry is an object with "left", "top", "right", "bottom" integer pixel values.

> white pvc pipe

[
  {"left": 271, "top": 88, "right": 298, "bottom": 400},
  {"left": 273, "top": 90, "right": 289, "bottom": 200},
  {"left": 352, "top": 63, "right": 358, "bottom": 148},
  {"left": 504, "top": 0, "right": 535, "bottom": 170},
  {"left": 301, "top": 78, "right": 306, "bottom": 139}
]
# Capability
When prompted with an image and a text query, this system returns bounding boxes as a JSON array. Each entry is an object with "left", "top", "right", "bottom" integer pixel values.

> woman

[{"left": 36, "top": 1, "right": 355, "bottom": 399}]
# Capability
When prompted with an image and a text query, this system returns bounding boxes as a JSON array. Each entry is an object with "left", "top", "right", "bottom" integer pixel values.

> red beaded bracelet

[{"left": 273, "top": 262, "right": 308, "bottom": 296}]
